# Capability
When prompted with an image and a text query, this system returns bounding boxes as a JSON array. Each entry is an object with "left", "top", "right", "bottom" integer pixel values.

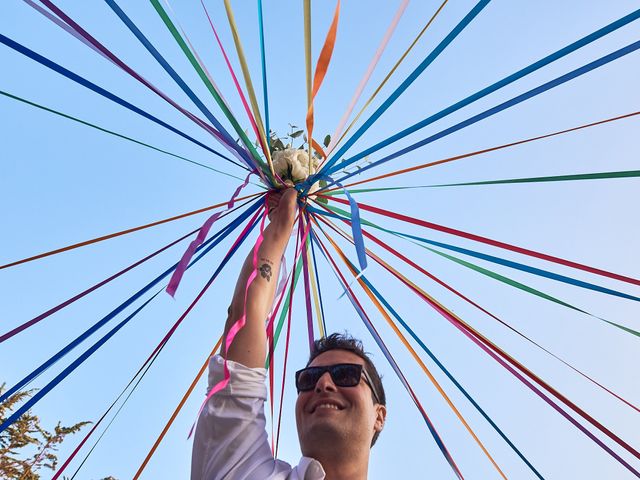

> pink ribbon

[
  {"left": 166, "top": 172, "right": 254, "bottom": 297},
  {"left": 189, "top": 203, "right": 270, "bottom": 437}
]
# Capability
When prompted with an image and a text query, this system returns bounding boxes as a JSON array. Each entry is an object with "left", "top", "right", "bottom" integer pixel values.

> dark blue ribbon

[
  {"left": 103, "top": 0, "right": 256, "bottom": 169},
  {"left": 314, "top": 0, "right": 492, "bottom": 182},
  {"left": 0, "top": 207, "right": 261, "bottom": 435}
]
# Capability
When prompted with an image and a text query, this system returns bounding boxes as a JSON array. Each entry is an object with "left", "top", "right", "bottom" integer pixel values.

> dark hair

[{"left": 306, "top": 332, "right": 386, "bottom": 446}]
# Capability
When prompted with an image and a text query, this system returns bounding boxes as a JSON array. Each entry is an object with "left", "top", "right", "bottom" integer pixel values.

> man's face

[{"left": 295, "top": 349, "right": 386, "bottom": 455}]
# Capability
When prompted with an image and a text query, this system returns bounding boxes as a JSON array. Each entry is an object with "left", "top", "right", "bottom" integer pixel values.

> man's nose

[{"left": 315, "top": 371, "right": 338, "bottom": 393}]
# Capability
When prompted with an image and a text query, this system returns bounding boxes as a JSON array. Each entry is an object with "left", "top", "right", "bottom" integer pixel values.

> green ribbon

[
  {"left": 324, "top": 170, "right": 640, "bottom": 195},
  {"left": 0, "top": 89, "right": 257, "bottom": 182},
  {"left": 265, "top": 257, "right": 304, "bottom": 368},
  {"left": 148, "top": 0, "right": 269, "bottom": 176}
]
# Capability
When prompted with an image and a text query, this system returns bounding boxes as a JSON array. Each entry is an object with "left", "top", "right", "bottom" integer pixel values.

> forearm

[{"left": 222, "top": 210, "right": 295, "bottom": 367}]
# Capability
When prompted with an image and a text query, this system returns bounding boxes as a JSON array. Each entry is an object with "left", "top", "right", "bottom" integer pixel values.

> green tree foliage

[{"left": 0, "top": 383, "right": 90, "bottom": 479}]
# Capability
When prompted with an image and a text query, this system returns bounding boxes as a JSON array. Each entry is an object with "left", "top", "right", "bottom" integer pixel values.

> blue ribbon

[
  {"left": 315, "top": 0, "right": 492, "bottom": 181},
  {"left": 328, "top": 8, "right": 640, "bottom": 177},
  {"left": 329, "top": 37, "right": 640, "bottom": 187},
  {"left": 257, "top": 0, "right": 270, "bottom": 143},
  {"left": 0, "top": 33, "right": 241, "bottom": 168},
  {"left": 313, "top": 177, "right": 367, "bottom": 273},
  {"left": 0, "top": 198, "right": 262, "bottom": 408},
  {"left": 103, "top": 0, "right": 255, "bottom": 169}
]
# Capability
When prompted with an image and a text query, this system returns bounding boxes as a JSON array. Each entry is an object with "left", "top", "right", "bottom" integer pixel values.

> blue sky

[{"left": 1, "top": 1, "right": 639, "bottom": 478}]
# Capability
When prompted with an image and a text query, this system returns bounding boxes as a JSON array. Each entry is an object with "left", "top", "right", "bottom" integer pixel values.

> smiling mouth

[{"left": 312, "top": 403, "right": 344, "bottom": 413}]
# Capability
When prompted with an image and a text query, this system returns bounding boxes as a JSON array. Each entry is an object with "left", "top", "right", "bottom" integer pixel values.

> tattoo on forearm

[{"left": 259, "top": 258, "right": 274, "bottom": 282}]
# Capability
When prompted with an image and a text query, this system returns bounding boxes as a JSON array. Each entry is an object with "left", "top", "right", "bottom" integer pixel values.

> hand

[{"left": 266, "top": 188, "right": 298, "bottom": 234}]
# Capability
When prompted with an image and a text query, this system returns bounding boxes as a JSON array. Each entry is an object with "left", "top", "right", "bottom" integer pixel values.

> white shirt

[{"left": 191, "top": 355, "right": 326, "bottom": 480}]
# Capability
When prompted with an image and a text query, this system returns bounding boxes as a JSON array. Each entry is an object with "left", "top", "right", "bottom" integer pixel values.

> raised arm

[{"left": 222, "top": 188, "right": 298, "bottom": 368}]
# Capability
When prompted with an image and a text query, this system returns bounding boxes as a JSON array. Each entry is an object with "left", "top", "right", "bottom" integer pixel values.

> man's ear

[{"left": 374, "top": 404, "right": 387, "bottom": 433}]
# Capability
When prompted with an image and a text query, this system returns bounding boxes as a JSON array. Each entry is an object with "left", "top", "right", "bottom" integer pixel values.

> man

[{"left": 191, "top": 189, "right": 387, "bottom": 480}]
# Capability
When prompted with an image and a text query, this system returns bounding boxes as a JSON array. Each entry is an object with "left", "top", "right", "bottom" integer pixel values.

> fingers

[{"left": 267, "top": 188, "right": 297, "bottom": 228}]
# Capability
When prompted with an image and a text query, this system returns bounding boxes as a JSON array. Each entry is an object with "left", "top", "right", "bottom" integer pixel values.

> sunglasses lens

[
  {"left": 296, "top": 368, "right": 321, "bottom": 391},
  {"left": 296, "top": 364, "right": 363, "bottom": 392},
  {"left": 331, "top": 364, "right": 361, "bottom": 387}
]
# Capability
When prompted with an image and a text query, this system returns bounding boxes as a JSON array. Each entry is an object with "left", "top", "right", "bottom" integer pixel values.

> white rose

[{"left": 271, "top": 148, "right": 318, "bottom": 183}]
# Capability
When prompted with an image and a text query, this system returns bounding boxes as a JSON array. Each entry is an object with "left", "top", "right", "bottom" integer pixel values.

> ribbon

[
  {"left": 321, "top": 202, "right": 640, "bottom": 303},
  {"left": 329, "top": 38, "right": 640, "bottom": 186},
  {"left": 148, "top": 0, "right": 267, "bottom": 170},
  {"left": 0, "top": 199, "right": 263, "bottom": 408},
  {"left": 325, "top": 0, "right": 408, "bottom": 156},
  {"left": 319, "top": 0, "right": 491, "bottom": 177},
  {"left": 166, "top": 172, "right": 255, "bottom": 296},
  {"left": 320, "top": 213, "right": 640, "bottom": 471},
  {"left": 299, "top": 217, "right": 316, "bottom": 351},
  {"left": 161, "top": 0, "right": 236, "bottom": 115},
  {"left": 320, "top": 223, "right": 508, "bottom": 480},
  {"left": 36, "top": 0, "right": 249, "bottom": 170},
  {"left": 274, "top": 223, "right": 303, "bottom": 456},
  {"left": 306, "top": 229, "right": 326, "bottom": 338},
  {"left": 327, "top": 7, "right": 640, "bottom": 177},
  {"left": 105, "top": 0, "right": 257, "bottom": 169},
  {"left": 0, "top": 33, "right": 239, "bottom": 165},
  {"left": 189, "top": 204, "right": 269, "bottom": 437},
  {"left": 0, "top": 292, "right": 160, "bottom": 436},
  {"left": 222, "top": 0, "right": 273, "bottom": 172},
  {"left": 0, "top": 89, "right": 247, "bottom": 180},
  {"left": 257, "top": 0, "right": 270, "bottom": 146},
  {"left": 330, "top": 0, "right": 449, "bottom": 154},
  {"left": 325, "top": 210, "right": 640, "bottom": 474},
  {"left": 314, "top": 209, "right": 640, "bottom": 413},
  {"left": 424, "top": 169, "right": 640, "bottom": 187},
  {"left": 200, "top": 0, "right": 271, "bottom": 179},
  {"left": 320, "top": 231, "right": 543, "bottom": 479},
  {"left": 335, "top": 110, "right": 640, "bottom": 191},
  {"left": 305, "top": 0, "right": 341, "bottom": 164},
  {"left": 1, "top": 228, "right": 196, "bottom": 344},
  {"left": 311, "top": 231, "right": 465, "bottom": 480},
  {"left": 0, "top": 192, "right": 260, "bottom": 271},
  {"left": 326, "top": 196, "right": 640, "bottom": 287},
  {"left": 54, "top": 329, "right": 221, "bottom": 479},
  {"left": 131, "top": 338, "right": 222, "bottom": 480},
  {"left": 61, "top": 203, "right": 256, "bottom": 475}
]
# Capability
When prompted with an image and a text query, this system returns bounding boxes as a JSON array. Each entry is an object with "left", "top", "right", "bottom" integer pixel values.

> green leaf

[
  {"left": 290, "top": 129, "right": 304, "bottom": 138},
  {"left": 316, "top": 196, "right": 328, "bottom": 204},
  {"left": 323, "top": 134, "right": 331, "bottom": 147},
  {"left": 319, "top": 179, "right": 328, "bottom": 188}
]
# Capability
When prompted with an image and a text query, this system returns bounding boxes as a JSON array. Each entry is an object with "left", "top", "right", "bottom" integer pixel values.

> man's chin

[{"left": 300, "top": 421, "right": 348, "bottom": 454}]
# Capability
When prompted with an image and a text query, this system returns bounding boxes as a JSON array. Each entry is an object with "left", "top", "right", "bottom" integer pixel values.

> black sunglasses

[{"left": 295, "top": 363, "right": 381, "bottom": 403}]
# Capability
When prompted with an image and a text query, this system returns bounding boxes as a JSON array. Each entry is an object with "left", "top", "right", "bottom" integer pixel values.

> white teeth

[{"left": 316, "top": 403, "right": 340, "bottom": 411}]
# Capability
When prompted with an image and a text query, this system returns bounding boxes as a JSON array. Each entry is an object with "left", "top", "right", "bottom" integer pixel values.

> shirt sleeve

[{"left": 191, "top": 355, "right": 293, "bottom": 480}]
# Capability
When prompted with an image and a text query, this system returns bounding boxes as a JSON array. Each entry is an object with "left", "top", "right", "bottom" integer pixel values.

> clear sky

[{"left": 1, "top": 1, "right": 639, "bottom": 479}]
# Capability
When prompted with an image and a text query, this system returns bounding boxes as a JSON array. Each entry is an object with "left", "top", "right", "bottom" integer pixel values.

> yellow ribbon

[
  {"left": 306, "top": 234, "right": 325, "bottom": 338},
  {"left": 223, "top": 0, "right": 274, "bottom": 175}
]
